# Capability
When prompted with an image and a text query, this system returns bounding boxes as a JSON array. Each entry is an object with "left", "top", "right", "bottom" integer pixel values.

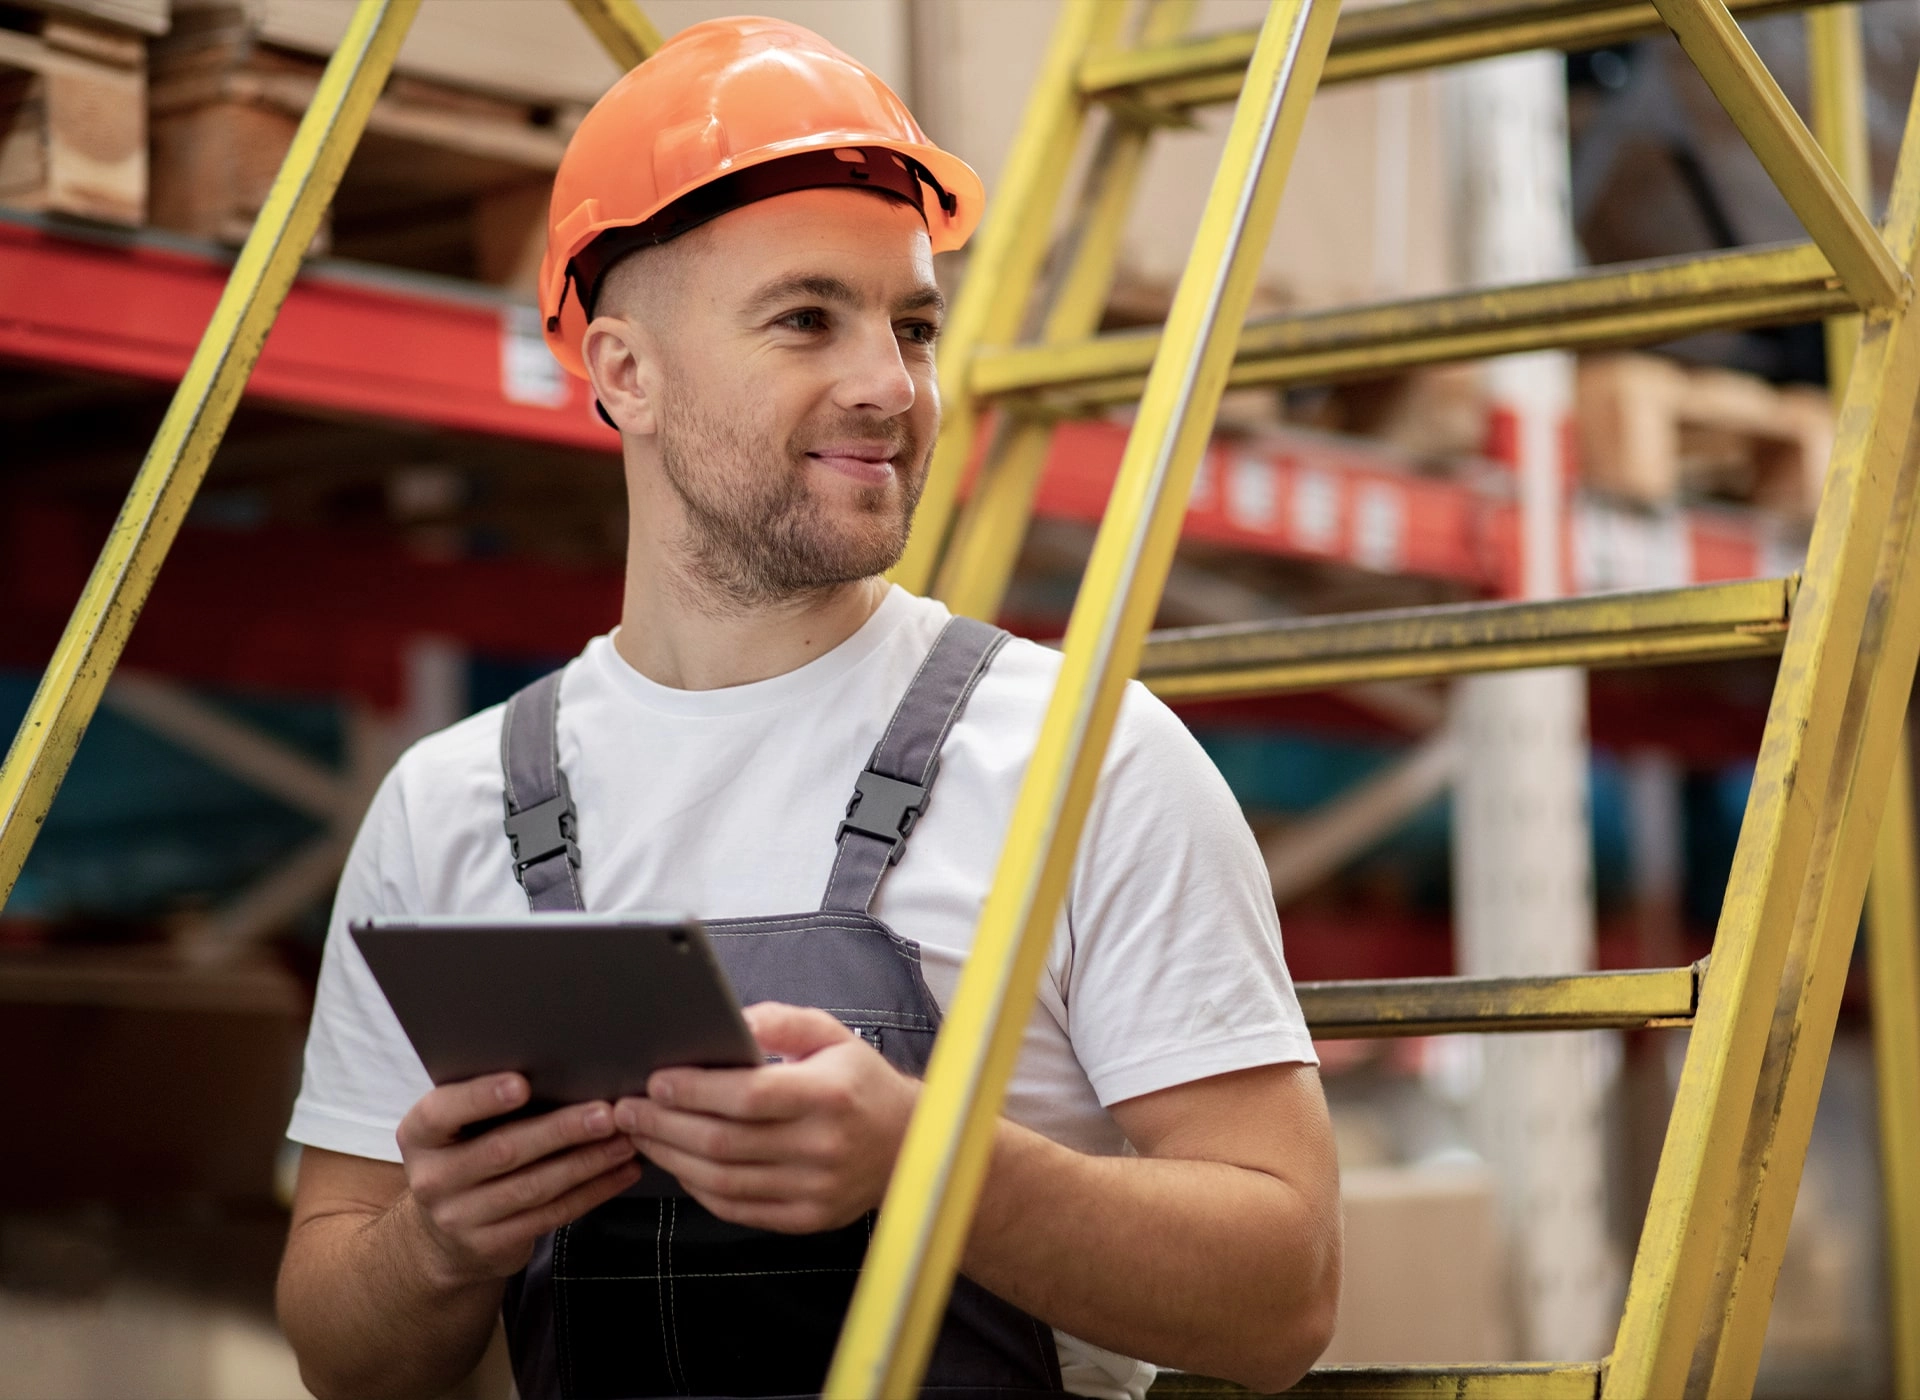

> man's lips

[{"left": 805, "top": 445, "right": 900, "bottom": 485}]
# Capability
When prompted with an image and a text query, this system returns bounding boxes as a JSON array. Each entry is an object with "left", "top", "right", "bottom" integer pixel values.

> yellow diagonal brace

[
  {"left": 1696, "top": 342, "right": 1920, "bottom": 1399},
  {"left": 1650, "top": 0, "right": 1905, "bottom": 309},
  {"left": 1868, "top": 729, "right": 1920, "bottom": 1400},
  {"left": 562, "top": 0, "right": 663, "bottom": 68},
  {"left": 822, "top": 0, "right": 1342, "bottom": 1392},
  {"left": 0, "top": 0, "right": 420, "bottom": 908},
  {"left": 1078, "top": 0, "right": 1821, "bottom": 101},
  {"left": 934, "top": 0, "right": 1198, "bottom": 622},
  {"left": 888, "top": 0, "right": 1128, "bottom": 597},
  {"left": 1605, "top": 65, "right": 1920, "bottom": 1400}
]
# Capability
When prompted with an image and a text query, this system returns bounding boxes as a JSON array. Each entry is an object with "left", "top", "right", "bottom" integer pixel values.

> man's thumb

[{"left": 743, "top": 1001, "right": 855, "bottom": 1060}]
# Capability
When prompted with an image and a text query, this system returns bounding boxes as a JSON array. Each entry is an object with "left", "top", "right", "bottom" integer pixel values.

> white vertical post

[{"left": 1446, "top": 51, "right": 1620, "bottom": 1360}]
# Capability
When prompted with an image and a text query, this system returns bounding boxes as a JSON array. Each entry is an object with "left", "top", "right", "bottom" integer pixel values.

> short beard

[{"left": 654, "top": 383, "right": 926, "bottom": 613}]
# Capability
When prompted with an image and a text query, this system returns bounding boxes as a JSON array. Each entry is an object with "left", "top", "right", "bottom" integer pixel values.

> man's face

[{"left": 614, "top": 187, "right": 944, "bottom": 608}]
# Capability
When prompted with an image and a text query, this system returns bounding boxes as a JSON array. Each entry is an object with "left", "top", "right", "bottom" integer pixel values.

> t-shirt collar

[{"left": 590, "top": 584, "right": 923, "bottom": 717}]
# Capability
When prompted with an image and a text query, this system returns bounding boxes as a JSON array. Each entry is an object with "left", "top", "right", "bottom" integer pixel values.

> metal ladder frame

[{"left": 0, "top": 0, "right": 1914, "bottom": 1395}]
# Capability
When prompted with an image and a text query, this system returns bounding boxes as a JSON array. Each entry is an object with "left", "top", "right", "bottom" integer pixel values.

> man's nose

[{"left": 833, "top": 320, "right": 917, "bottom": 418}]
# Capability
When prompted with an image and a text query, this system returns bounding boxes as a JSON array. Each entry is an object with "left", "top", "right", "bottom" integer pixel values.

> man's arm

[
  {"left": 277, "top": 1077, "right": 642, "bottom": 1400},
  {"left": 620, "top": 1003, "right": 1341, "bottom": 1392},
  {"left": 965, "top": 1058, "right": 1340, "bottom": 1391}
]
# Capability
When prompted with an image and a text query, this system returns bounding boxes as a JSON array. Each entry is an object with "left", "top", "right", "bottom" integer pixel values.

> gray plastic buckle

[
  {"left": 503, "top": 772, "right": 579, "bottom": 880},
  {"left": 837, "top": 765, "right": 933, "bottom": 864}
]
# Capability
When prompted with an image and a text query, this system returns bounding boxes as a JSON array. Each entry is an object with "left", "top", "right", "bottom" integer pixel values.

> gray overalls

[{"left": 494, "top": 617, "right": 1066, "bottom": 1399}]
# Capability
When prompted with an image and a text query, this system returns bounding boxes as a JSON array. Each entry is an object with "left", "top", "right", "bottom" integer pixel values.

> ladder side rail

[
  {"left": 822, "top": 2, "right": 1343, "bottom": 1391},
  {"left": 1696, "top": 18, "right": 1912, "bottom": 1389},
  {"left": 1866, "top": 727, "right": 1920, "bottom": 1400},
  {"left": 1649, "top": 0, "right": 1905, "bottom": 309},
  {"left": 888, "top": 0, "right": 1128, "bottom": 597},
  {"left": 562, "top": 0, "right": 663, "bottom": 68},
  {"left": 972, "top": 241, "right": 1845, "bottom": 403},
  {"left": 934, "top": 0, "right": 1200, "bottom": 622},
  {"left": 0, "top": 0, "right": 423, "bottom": 905},
  {"left": 1809, "top": 22, "right": 1920, "bottom": 1392},
  {"left": 1693, "top": 358, "right": 1920, "bottom": 1396},
  {"left": 1603, "top": 64, "right": 1920, "bottom": 1398}
]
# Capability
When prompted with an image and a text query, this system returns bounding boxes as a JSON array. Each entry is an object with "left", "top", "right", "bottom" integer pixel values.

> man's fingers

[
  {"left": 743, "top": 1002, "right": 856, "bottom": 1061},
  {"left": 635, "top": 1134, "right": 820, "bottom": 1205},
  {"left": 439, "top": 1136, "right": 638, "bottom": 1231},
  {"left": 476, "top": 1157, "right": 645, "bottom": 1249},
  {"left": 400, "top": 1074, "right": 529, "bottom": 1148},
  {"left": 438, "top": 1100, "right": 620, "bottom": 1187},
  {"left": 619, "top": 1098, "right": 825, "bottom": 1164},
  {"left": 634, "top": 1057, "right": 841, "bottom": 1123}
]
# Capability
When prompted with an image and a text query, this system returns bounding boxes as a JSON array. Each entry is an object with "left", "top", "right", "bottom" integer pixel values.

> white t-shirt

[{"left": 289, "top": 585, "right": 1316, "bottom": 1400}]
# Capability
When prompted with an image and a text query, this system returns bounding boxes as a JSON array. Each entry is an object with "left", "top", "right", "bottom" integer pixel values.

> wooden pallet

[
  {"left": 0, "top": 7, "right": 147, "bottom": 226},
  {"left": 147, "top": 9, "right": 575, "bottom": 288},
  {"left": 1577, "top": 351, "right": 1834, "bottom": 516}
]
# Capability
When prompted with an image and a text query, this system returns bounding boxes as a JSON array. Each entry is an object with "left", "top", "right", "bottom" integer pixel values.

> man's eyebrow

[
  {"left": 740, "top": 275, "right": 946, "bottom": 319},
  {"left": 897, "top": 285, "right": 946, "bottom": 317},
  {"left": 741, "top": 275, "right": 860, "bottom": 317}
]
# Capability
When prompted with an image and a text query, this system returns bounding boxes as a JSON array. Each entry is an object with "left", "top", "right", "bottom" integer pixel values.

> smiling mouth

[{"left": 805, "top": 449, "right": 899, "bottom": 485}]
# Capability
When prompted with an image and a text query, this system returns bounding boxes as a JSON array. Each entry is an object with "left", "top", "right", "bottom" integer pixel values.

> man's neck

[{"left": 614, "top": 570, "right": 890, "bottom": 691}]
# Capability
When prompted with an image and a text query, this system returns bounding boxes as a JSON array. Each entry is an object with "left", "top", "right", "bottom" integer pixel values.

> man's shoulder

[
  {"left": 975, "top": 631, "right": 1194, "bottom": 764},
  {"left": 387, "top": 697, "right": 511, "bottom": 798}
]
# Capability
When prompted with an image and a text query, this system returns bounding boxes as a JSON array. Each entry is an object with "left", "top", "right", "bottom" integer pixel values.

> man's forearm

[
  {"left": 962, "top": 1120, "right": 1339, "bottom": 1391},
  {"left": 277, "top": 1194, "right": 505, "bottom": 1400}
]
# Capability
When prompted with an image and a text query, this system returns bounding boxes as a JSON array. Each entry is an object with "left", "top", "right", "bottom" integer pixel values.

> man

[{"left": 277, "top": 17, "right": 1339, "bottom": 1400}]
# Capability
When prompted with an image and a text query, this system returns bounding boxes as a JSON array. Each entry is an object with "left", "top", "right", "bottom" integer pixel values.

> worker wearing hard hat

[{"left": 276, "top": 19, "right": 1339, "bottom": 1400}]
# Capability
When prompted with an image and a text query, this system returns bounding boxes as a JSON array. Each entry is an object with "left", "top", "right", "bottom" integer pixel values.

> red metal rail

[{"left": 0, "top": 212, "right": 1791, "bottom": 594}]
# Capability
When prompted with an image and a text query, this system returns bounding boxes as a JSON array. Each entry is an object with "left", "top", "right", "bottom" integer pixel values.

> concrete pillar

[{"left": 1446, "top": 50, "right": 1620, "bottom": 1359}]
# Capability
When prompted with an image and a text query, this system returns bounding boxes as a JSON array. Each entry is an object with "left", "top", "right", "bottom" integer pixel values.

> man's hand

[
  {"left": 396, "top": 1074, "right": 643, "bottom": 1285},
  {"left": 613, "top": 1003, "right": 917, "bottom": 1234}
]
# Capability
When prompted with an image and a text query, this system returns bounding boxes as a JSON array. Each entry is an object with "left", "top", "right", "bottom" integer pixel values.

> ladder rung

[
  {"left": 1152, "top": 1360, "right": 1603, "bottom": 1397},
  {"left": 971, "top": 242, "right": 1844, "bottom": 406},
  {"left": 1082, "top": 0, "right": 1815, "bottom": 103},
  {"left": 1299, "top": 966, "right": 1701, "bottom": 1038},
  {"left": 1138, "top": 578, "right": 1795, "bottom": 701}
]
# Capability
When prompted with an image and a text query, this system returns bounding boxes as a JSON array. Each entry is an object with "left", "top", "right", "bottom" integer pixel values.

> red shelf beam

[{"left": 0, "top": 215, "right": 1798, "bottom": 596}]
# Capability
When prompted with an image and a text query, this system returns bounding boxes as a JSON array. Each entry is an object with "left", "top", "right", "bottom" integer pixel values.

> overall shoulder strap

[
  {"left": 820, "top": 615, "right": 1010, "bottom": 914},
  {"left": 501, "top": 668, "right": 584, "bottom": 913}
]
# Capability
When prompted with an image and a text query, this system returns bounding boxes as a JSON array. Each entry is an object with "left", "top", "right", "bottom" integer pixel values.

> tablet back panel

[{"left": 351, "top": 918, "right": 760, "bottom": 1109}]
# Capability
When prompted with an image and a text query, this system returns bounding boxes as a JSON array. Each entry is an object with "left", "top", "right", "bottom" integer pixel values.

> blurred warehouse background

[{"left": 2, "top": 0, "right": 1918, "bottom": 1394}]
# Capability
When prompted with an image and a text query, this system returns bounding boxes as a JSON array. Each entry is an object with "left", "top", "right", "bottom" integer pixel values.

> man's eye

[
  {"left": 900, "top": 321, "right": 941, "bottom": 345},
  {"left": 781, "top": 309, "right": 827, "bottom": 332}
]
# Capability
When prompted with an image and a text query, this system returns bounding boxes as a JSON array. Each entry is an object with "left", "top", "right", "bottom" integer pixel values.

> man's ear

[{"left": 581, "top": 315, "right": 661, "bottom": 437}]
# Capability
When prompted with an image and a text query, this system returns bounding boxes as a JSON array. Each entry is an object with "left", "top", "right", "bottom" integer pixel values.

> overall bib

[{"left": 494, "top": 617, "right": 1065, "bottom": 1400}]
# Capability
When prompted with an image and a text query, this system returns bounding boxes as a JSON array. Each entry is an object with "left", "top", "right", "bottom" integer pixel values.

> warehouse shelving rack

[{"left": 0, "top": 0, "right": 1917, "bottom": 1396}]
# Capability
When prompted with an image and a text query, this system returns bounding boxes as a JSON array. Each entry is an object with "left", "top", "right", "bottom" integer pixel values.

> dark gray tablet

[{"left": 351, "top": 914, "right": 760, "bottom": 1121}]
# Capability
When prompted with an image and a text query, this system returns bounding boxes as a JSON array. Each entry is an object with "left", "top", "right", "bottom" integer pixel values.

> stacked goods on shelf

[
  {"left": 149, "top": 2, "right": 582, "bottom": 287},
  {"left": 1577, "top": 353, "right": 1834, "bottom": 516},
  {"left": 0, "top": 0, "right": 162, "bottom": 226}
]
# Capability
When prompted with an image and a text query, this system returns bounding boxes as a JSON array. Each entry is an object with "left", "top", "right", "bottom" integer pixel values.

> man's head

[
  {"left": 536, "top": 17, "right": 981, "bottom": 613},
  {"left": 582, "top": 186, "right": 943, "bottom": 609}
]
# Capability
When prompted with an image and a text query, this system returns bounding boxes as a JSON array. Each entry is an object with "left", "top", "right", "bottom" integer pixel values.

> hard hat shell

[{"left": 539, "top": 16, "right": 984, "bottom": 379}]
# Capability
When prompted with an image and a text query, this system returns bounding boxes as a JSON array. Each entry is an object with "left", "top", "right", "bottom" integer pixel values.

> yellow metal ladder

[{"left": 0, "top": 0, "right": 1917, "bottom": 1395}]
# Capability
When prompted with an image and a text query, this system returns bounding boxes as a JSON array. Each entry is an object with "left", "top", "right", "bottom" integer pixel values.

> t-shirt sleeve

[
  {"left": 285, "top": 763, "right": 434, "bottom": 1164},
  {"left": 1063, "top": 683, "right": 1317, "bottom": 1108}
]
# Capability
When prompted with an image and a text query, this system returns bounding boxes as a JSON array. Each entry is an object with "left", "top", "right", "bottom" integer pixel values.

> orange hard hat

[{"left": 539, "top": 16, "right": 984, "bottom": 379}]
